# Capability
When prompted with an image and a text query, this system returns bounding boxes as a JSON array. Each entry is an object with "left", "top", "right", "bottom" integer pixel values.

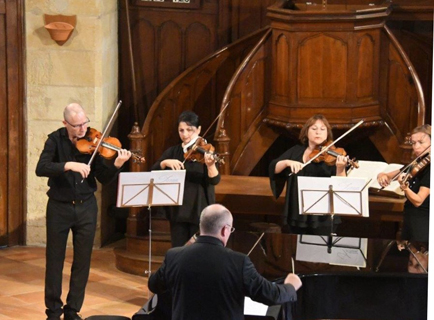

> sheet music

[
  {"left": 298, "top": 176, "right": 369, "bottom": 217},
  {"left": 244, "top": 297, "right": 268, "bottom": 316},
  {"left": 116, "top": 170, "right": 186, "bottom": 207}
]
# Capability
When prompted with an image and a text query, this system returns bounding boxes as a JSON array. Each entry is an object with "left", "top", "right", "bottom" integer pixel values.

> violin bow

[
  {"left": 124, "top": 0, "right": 140, "bottom": 123},
  {"left": 389, "top": 145, "right": 431, "bottom": 183},
  {"left": 289, "top": 119, "right": 364, "bottom": 177},
  {"left": 87, "top": 100, "right": 123, "bottom": 168}
]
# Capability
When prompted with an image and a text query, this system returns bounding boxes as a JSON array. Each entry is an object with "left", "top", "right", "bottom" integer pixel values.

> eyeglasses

[
  {"left": 225, "top": 225, "right": 235, "bottom": 233},
  {"left": 65, "top": 118, "right": 90, "bottom": 129}
]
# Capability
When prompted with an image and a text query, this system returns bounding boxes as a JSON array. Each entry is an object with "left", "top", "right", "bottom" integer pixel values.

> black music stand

[
  {"left": 117, "top": 170, "right": 186, "bottom": 279},
  {"left": 298, "top": 176, "right": 370, "bottom": 253}
]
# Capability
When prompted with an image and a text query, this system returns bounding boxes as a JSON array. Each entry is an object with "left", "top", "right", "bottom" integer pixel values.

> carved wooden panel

[
  {"left": 273, "top": 32, "right": 290, "bottom": 100},
  {"left": 232, "top": 0, "right": 275, "bottom": 39},
  {"left": 298, "top": 33, "right": 348, "bottom": 101},
  {"left": 119, "top": 0, "right": 223, "bottom": 142},
  {"left": 356, "top": 34, "right": 376, "bottom": 99}
]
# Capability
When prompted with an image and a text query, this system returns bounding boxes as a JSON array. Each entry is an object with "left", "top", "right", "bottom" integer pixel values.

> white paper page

[
  {"left": 244, "top": 297, "right": 268, "bottom": 316},
  {"left": 298, "top": 176, "right": 370, "bottom": 216},
  {"left": 296, "top": 235, "right": 367, "bottom": 268},
  {"left": 349, "top": 161, "right": 404, "bottom": 193},
  {"left": 117, "top": 172, "right": 151, "bottom": 207},
  {"left": 331, "top": 176, "right": 370, "bottom": 217},
  {"left": 116, "top": 170, "right": 186, "bottom": 207},
  {"left": 298, "top": 176, "right": 331, "bottom": 215},
  {"left": 150, "top": 170, "right": 186, "bottom": 205}
]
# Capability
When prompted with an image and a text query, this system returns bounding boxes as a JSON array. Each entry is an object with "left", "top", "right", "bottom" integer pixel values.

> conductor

[{"left": 148, "top": 204, "right": 302, "bottom": 320}]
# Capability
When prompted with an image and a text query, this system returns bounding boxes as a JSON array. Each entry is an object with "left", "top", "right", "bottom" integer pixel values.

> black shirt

[
  {"left": 269, "top": 144, "right": 341, "bottom": 228},
  {"left": 36, "top": 127, "right": 121, "bottom": 202},
  {"left": 151, "top": 144, "right": 220, "bottom": 223}
]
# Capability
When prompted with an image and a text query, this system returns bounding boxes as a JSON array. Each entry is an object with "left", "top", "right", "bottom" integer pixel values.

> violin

[
  {"left": 400, "top": 153, "right": 430, "bottom": 187},
  {"left": 76, "top": 128, "right": 145, "bottom": 163},
  {"left": 308, "top": 140, "right": 359, "bottom": 169},
  {"left": 183, "top": 137, "right": 225, "bottom": 165}
]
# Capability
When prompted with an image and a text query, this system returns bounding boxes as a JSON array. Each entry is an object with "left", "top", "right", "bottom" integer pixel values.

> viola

[
  {"left": 183, "top": 137, "right": 225, "bottom": 165},
  {"left": 76, "top": 128, "right": 145, "bottom": 163},
  {"left": 308, "top": 140, "right": 359, "bottom": 169}
]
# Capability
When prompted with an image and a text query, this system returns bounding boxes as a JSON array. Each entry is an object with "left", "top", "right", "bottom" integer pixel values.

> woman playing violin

[
  {"left": 377, "top": 124, "right": 431, "bottom": 243},
  {"left": 151, "top": 111, "right": 220, "bottom": 247},
  {"left": 269, "top": 114, "right": 349, "bottom": 235}
]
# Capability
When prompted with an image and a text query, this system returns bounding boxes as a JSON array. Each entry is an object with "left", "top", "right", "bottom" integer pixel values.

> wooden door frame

[{"left": 1, "top": 0, "right": 25, "bottom": 246}]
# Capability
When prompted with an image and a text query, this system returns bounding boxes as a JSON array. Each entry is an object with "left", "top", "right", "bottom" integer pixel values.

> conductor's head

[{"left": 199, "top": 204, "right": 234, "bottom": 246}]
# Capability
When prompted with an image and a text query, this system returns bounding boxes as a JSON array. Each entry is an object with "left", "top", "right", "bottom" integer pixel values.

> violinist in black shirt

[
  {"left": 377, "top": 124, "right": 431, "bottom": 244},
  {"left": 36, "top": 103, "right": 131, "bottom": 320}
]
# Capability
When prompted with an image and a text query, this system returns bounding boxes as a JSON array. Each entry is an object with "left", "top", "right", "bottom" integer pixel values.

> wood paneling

[
  {"left": 118, "top": 0, "right": 272, "bottom": 146},
  {"left": 0, "top": 0, "right": 24, "bottom": 246},
  {"left": 0, "top": 7, "right": 7, "bottom": 246}
]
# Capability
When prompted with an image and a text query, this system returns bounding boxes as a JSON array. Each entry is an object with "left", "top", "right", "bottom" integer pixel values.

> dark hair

[
  {"left": 299, "top": 114, "right": 333, "bottom": 145},
  {"left": 178, "top": 111, "right": 200, "bottom": 128}
]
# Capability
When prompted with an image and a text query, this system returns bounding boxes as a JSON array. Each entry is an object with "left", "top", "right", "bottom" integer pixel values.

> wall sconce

[{"left": 44, "top": 14, "right": 76, "bottom": 45}]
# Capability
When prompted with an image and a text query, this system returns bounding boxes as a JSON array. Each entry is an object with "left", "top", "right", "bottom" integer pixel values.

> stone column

[{"left": 26, "top": 0, "right": 118, "bottom": 246}]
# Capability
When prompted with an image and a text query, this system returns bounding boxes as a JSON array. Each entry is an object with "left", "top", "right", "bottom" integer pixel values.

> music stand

[
  {"left": 117, "top": 170, "right": 186, "bottom": 277},
  {"left": 298, "top": 176, "right": 370, "bottom": 253}
]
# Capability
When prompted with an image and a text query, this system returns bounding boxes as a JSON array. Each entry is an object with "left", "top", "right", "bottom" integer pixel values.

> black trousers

[{"left": 45, "top": 196, "right": 97, "bottom": 318}]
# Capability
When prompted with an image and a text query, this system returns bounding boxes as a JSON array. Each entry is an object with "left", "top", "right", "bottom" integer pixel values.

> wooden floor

[{"left": 0, "top": 242, "right": 149, "bottom": 320}]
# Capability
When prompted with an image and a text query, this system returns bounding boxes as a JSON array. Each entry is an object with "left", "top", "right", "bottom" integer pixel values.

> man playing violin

[
  {"left": 36, "top": 103, "right": 131, "bottom": 320},
  {"left": 269, "top": 114, "right": 349, "bottom": 235},
  {"left": 377, "top": 124, "right": 431, "bottom": 244},
  {"left": 151, "top": 111, "right": 220, "bottom": 247}
]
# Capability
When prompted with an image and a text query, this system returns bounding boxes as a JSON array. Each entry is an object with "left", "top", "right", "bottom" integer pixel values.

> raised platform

[{"left": 114, "top": 175, "right": 405, "bottom": 276}]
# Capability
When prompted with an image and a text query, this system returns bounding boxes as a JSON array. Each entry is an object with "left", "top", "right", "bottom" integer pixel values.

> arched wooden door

[{"left": 0, "top": 0, "right": 25, "bottom": 247}]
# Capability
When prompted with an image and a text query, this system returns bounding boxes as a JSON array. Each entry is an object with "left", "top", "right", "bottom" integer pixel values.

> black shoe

[
  {"left": 46, "top": 317, "right": 61, "bottom": 320},
  {"left": 63, "top": 310, "right": 83, "bottom": 320}
]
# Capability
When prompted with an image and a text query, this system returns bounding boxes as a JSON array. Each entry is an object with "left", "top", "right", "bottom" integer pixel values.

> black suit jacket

[{"left": 148, "top": 236, "right": 297, "bottom": 320}]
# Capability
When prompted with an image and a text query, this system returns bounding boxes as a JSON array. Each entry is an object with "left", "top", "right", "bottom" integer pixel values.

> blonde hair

[{"left": 411, "top": 124, "right": 431, "bottom": 138}]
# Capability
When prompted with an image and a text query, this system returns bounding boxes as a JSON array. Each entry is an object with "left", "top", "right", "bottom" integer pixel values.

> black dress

[
  {"left": 401, "top": 164, "right": 430, "bottom": 242},
  {"left": 151, "top": 144, "right": 220, "bottom": 245},
  {"left": 269, "top": 144, "right": 341, "bottom": 233}
]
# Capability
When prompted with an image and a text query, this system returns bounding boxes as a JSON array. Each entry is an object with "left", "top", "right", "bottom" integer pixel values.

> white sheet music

[
  {"left": 298, "top": 176, "right": 370, "bottom": 217},
  {"left": 244, "top": 297, "right": 268, "bottom": 316},
  {"left": 116, "top": 170, "right": 186, "bottom": 207}
]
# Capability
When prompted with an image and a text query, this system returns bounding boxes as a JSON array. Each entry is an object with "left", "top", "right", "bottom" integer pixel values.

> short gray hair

[{"left": 199, "top": 204, "right": 231, "bottom": 235}]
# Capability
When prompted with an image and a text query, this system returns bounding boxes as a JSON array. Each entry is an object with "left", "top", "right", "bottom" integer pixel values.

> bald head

[
  {"left": 199, "top": 204, "right": 233, "bottom": 245},
  {"left": 63, "top": 103, "right": 85, "bottom": 121},
  {"left": 62, "top": 103, "right": 89, "bottom": 141}
]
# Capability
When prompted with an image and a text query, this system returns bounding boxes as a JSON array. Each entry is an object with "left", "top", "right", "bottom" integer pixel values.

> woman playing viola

[
  {"left": 269, "top": 114, "right": 349, "bottom": 235},
  {"left": 151, "top": 111, "right": 220, "bottom": 247},
  {"left": 377, "top": 124, "right": 431, "bottom": 243}
]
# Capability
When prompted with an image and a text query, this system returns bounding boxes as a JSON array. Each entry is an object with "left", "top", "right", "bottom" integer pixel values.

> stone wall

[{"left": 26, "top": 0, "right": 118, "bottom": 246}]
